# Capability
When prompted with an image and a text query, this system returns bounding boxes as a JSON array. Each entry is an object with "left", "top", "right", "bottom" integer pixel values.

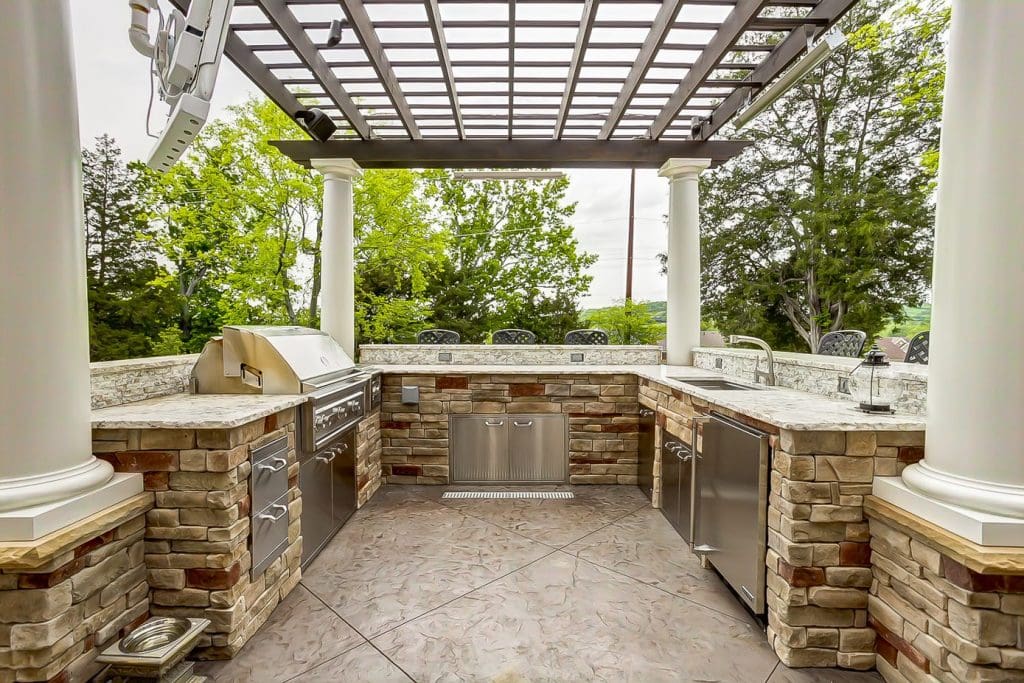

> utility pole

[{"left": 625, "top": 167, "right": 636, "bottom": 301}]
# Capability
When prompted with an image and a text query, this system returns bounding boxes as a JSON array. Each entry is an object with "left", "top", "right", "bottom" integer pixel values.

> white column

[
  {"left": 659, "top": 158, "right": 711, "bottom": 365},
  {"left": 0, "top": 0, "right": 118, "bottom": 514},
  {"left": 311, "top": 159, "right": 362, "bottom": 357},
  {"left": 876, "top": 1, "right": 1024, "bottom": 541}
]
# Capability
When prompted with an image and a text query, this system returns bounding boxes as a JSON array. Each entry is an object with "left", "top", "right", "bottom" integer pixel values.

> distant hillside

[{"left": 583, "top": 300, "right": 666, "bottom": 323}]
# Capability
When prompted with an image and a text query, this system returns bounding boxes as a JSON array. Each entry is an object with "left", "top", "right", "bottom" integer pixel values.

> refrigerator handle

[{"left": 689, "top": 416, "right": 712, "bottom": 551}]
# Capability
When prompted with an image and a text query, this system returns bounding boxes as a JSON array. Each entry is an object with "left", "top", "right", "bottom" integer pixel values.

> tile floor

[{"left": 196, "top": 485, "right": 882, "bottom": 682}]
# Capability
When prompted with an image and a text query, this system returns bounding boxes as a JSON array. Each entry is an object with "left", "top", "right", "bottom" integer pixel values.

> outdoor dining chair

[
  {"left": 492, "top": 329, "right": 537, "bottom": 344},
  {"left": 905, "top": 331, "right": 930, "bottom": 364},
  {"left": 564, "top": 329, "right": 609, "bottom": 345},
  {"left": 417, "top": 329, "right": 460, "bottom": 344},
  {"left": 817, "top": 330, "right": 868, "bottom": 358}
]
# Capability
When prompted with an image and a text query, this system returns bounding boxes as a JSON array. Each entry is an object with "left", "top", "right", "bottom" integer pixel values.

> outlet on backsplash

[
  {"left": 837, "top": 376, "right": 850, "bottom": 394},
  {"left": 715, "top": 358, "right": 723, "bottom": 369}
]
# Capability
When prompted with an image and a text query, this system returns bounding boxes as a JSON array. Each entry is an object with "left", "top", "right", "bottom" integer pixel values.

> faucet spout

[{"left": 727, "top": 335, "right": 776, "bottom": 386}]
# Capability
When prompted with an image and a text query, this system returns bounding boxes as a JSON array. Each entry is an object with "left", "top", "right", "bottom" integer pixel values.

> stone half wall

[
  {"left": 692, "top": 348, "right": 928, "bottom": 416},
  {"left": 0, "top": 494, "right": 153, "bottom": 682},
  {"left": 380, "top": 374, "right": 640, "bottom": 485},
  {"left": 90, "top": 355, "right": 198, "bottom": 409},
  {"left": 638, "top": 376, "right": 926, "bottom": 670},
  {"left": 356, "top": 409, "right": 382, "bottom": 506},
  {"left": 866, "top": 499, "right": 1024, "bottom": 682},
  {"left": 360, "top": 344, "right": 662, "bottom": 366},
  {"left": 91, "top": 408, "right": 302, "bottom": 659}
]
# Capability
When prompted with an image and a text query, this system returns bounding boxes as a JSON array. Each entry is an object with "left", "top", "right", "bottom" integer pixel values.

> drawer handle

[
  {"left": 258, "top": 457, "right": 288, "bottom": 473},
  {"left": 484, "top": 420, "right": 505, "bottom": 427},
  {"left": 512, "top": 420, "right": 533, "bottom": 427},
  {"left": 640, "top": 408, "right": 654, "bottom": 417},
  {"left": 316, "top": 452, "right": 337, "bottom": 464},
  {"left": 258, "top": 504, "right": 287, "bottom": 522}
]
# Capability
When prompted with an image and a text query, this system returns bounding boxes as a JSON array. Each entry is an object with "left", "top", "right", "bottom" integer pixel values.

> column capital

[
  {"left": 659, "top": 158, "right": 711, "bottom": 180},
  {"left": 311, "top": 158, "right": 363, "bottom": 180}
]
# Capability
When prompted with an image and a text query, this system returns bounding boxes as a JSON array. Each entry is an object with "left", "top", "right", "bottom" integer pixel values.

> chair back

[
  {"left": 492, "top": 329, "right": 537, "bottom": 344},
  {"left": 417, "top": 329, "right": 460, "bottom": 344},
  {"left": 564, "top": 329, "right": 609, "bottom": 345},
  {"left": 817, "top": 330, "right": 867, "bottom": 357},
  {"left": 905, "top": 331, "right": 930, "bottom": 364}
]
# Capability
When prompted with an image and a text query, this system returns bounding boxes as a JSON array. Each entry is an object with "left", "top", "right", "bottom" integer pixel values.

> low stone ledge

[{"left": 91, "top": 354, "right": 198, "bottom": 409}]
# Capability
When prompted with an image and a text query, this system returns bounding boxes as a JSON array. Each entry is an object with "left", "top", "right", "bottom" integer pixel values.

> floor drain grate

[{"left": 442, "top": 491, "right": 574, "bottom": 500}]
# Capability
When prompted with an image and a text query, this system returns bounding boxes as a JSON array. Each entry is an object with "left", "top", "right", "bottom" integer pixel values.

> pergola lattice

[{"left": 173, "top": 0, "right": 856, "bottom": 166}]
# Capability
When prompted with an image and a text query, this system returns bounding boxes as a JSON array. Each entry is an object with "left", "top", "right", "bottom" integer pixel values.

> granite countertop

[
  {"left": 370, "top": 363, "right": 927, "bottom": 432},
  {"left": 91, "top": 393, "right": 307, "bottom": 430}
]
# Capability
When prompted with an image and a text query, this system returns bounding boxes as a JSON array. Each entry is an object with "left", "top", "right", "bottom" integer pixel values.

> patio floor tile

[{"left": 288, "top": 642, "right": 411, "bottom": 682}]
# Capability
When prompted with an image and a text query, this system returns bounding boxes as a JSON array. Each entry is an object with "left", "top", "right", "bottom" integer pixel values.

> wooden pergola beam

[
  {"left": 253, "top": 0, "right": 372, "bottom": 138},
  {"left": 338, "top": 0, "right": 421, "bottom": 138},
  {"left": 270, "top": 139, "right": 751, "bottom": 168},
  {"left": 648, "top": 0, "right": 769, "bottom": 140},
  {"left": 424, "top": 0, "right": 465, "bottom": 139},
  {"left": 696, "top": 0, "right": 859, "bottom": 140},
  {"left": 598, "top": 0, "right": 685, "bottom": 140},
  {"left": 553, "top": 0, "right": 599, "bottom": 140}
]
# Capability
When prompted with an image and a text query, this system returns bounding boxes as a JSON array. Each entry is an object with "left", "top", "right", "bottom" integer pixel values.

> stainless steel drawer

[
  {"left": 252, "top": 491, "right": 289, "bottom": 577},
  {"left": 251, "top": 435, "right": 289, "bottom": 513}
]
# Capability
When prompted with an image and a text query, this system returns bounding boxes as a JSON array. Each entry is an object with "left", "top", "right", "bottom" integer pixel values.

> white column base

[
  {"left": 0, "top": 472, "right": 142, "bottom": 541},
  {"left": 874, "top": 476, "right": 1024, "bottom": 547}
]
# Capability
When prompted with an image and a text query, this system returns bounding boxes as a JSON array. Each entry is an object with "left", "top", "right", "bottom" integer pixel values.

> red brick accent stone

[
  {"left": 74, "top": 530, "right": 116, "bottom": 558},
  {"left": 186, "top": 562, "right": 241, "bottom": 590},
  {"left": 143, "top": 471, "right": 169, "bottom": 490},
  {"left": 870, "top": 615, "right": 930, "bottom": 673},
  {"left": 839, "top": 542, "right": 872, "bottom": 567},
  {"left": 778, "top": 560, "right": 826, "bottom": 587},
  {"left": 940, "top": 555, "right": 1024, "bottom": 593},
  {"left": 264, "top": 413, "right": 279, "bottom": 432},
  {"left": 510, "top": 383, "right": 545, "bottom": 397},
  {"left": 874, "top": 633, "right": 899, "bottom": 668},
  {"left": 18, "top": 557, "right": 87, "bottom": 588},
  {"left": 381, "top": 421, "right": 410, "bottom": 430},
  {"left": 391, "top": 464, "right": 421, "bottom": 477},
  {"left": 897, "top": 446, "right": 924, "bottom": 464},
  {"left": 601, "top": 423, "right": 638, "bottom": 433},
  {"left": 101, "top": 450, "right": 179, "bottom": 472},
  {"left": 436, "top": 376, "right": 469, "bottom": 390}
]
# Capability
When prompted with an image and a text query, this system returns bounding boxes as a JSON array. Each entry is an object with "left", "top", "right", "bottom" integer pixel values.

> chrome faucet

[{"left": 727, "top": 335, "right": 776, "bottom": 386}]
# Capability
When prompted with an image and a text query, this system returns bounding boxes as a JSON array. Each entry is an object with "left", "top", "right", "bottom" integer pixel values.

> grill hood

[{"left": 192, "top": 325, "right": 356, "bottom": 395}]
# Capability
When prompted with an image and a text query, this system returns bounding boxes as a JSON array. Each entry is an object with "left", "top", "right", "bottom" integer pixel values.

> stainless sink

[{"left": 671, "top": 377, "right": 764, "bottom": 391}]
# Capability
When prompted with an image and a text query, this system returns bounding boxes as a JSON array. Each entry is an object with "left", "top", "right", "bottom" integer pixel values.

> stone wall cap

[
  {"left": 90, "top": 354, "right": 199, "bottom": 375},
  {"left": 865, "top": 496, "right": 1024, "bottom": 576},
  {"left": 0, "top": 492, "right": 153, "bottom": 570}
]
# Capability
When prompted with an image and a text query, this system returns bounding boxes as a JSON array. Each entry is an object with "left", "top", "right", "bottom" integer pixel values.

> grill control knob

[{"left": 348, "top": 400, "right": 361, "bottom": 411}]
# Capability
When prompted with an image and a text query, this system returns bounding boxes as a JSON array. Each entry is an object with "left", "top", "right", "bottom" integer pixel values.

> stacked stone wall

[
  {"left": 867, "top": 511, "right": 1024, "bottom": 682},
  {"left": 380, "top": 374, "right": 640, "bottom": 484},
  {"left": 90, "top": 355, "right": 197, "bottom": 409},
  {"left": 0, "top": 497, "right": 152, "bottom": 682},
  {"left": 91, "top": 408, "right": 301, "bottom": 659},
  {"left": 356, "top": 409, "right": 382, "bottom": 506}
]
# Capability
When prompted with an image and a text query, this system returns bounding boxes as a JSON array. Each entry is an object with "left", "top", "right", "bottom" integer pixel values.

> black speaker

[{"left": 295, "top": 108, "right": 337, "bottom": 142}]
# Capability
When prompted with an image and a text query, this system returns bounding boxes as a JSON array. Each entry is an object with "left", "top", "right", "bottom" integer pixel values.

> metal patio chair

[
  {"left": 564, "top": 329, "right": 609, "bottom": 345},
  {"left": 817, "top": 330, "right": 868, "bottom": 358},
  {"left": 417, "top": 329, "right": 460, "bottom": 344},
  {"left": 492, "top": 328, "right": 537, "bottom": 344},
  {"left": 905, "top": 331, "right": 930, "bottom": 364}
]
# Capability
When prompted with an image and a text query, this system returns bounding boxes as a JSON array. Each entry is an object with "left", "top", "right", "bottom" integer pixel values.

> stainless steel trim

[{"left": 690, "top": 416, "right": 711, "bottom": 551}]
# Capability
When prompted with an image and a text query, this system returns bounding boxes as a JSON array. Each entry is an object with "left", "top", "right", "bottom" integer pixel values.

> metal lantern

[{"left": 849, "top": 345, "right": 900, "bottom": 414}]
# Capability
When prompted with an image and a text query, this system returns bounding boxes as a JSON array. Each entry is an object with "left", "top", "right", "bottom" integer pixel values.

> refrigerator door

[
  {"left": 331, "top": 431, "right": 357, "bottom": 530},
  {"left": 299, "top": 454, "right": 333, "bottom": 570},
  {"left": 697, "top": 413, "right": 770, "bottom": 614}
]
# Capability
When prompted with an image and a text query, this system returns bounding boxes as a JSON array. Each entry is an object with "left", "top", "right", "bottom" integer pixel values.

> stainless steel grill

[{"left": 192, "top": 325, "right": 381, "bottom": 570}]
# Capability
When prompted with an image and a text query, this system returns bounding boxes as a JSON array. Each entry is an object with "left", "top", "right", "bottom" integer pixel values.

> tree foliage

[
  {"left": 587, "top": 300, "right": 666, "bottom": 345},
  {"left": 700, "top": 0, "right": 947, "bottom": 352}
]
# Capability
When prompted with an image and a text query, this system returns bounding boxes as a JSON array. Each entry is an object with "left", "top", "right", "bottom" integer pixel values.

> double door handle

[{"left": 512, "top": 420, "right": 534, "bottom": 428}]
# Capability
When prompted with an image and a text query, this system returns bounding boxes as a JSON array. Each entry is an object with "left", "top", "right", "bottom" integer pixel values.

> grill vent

[{"left": 442, "top": 491, "right": 574, "bottom": 500}]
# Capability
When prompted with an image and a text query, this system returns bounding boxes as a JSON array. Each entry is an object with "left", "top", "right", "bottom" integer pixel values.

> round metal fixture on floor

[{"left": 118, "top": 617, "right": 193, "bottom": 654}]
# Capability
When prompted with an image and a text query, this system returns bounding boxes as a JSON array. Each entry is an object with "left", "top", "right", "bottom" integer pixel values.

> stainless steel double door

[
  {"left": 450, "top": 415, "right": 567, "bottom": 484},
  {"left": 299, "top": 430, "right": 356, "bottom": 570}
]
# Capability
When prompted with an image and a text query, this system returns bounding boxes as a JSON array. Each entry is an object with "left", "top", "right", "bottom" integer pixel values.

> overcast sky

[{"left": 69, "top": 1, "right": 671, "bottom": 309}]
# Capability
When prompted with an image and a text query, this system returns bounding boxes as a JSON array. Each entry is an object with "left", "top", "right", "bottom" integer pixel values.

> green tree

[
  {"left": 82, "top": 135, "right": 176, "bottom": 360},
  {"left": 587, "top": 300, "right": 666, "bottom": 345},
  {"left": 700, "top": 0, "right": 947, "bottom": 352},
  {"left": 425, "top": 173, "right": 596, "bottom": 342}
]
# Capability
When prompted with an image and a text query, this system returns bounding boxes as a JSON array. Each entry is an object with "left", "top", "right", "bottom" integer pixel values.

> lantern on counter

[{"left": 848, "top": 345, "right": 900, "bottom": 414}]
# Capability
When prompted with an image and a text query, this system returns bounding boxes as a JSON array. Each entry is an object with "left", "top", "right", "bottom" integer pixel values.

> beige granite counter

[
  {"left": 370, "top": 363, "right": 926, "bottom": 432},
  {"left": 90, "top": 392, "right": 307, "bottom": 429}
]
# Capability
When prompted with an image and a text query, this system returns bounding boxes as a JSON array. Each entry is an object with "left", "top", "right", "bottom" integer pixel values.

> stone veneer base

[
  {"left": 0, "top": 473, "right": 144, "bottom": 541},
  {"left": 874, "top": 476, "right": 1024, "bottom": 547}
]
